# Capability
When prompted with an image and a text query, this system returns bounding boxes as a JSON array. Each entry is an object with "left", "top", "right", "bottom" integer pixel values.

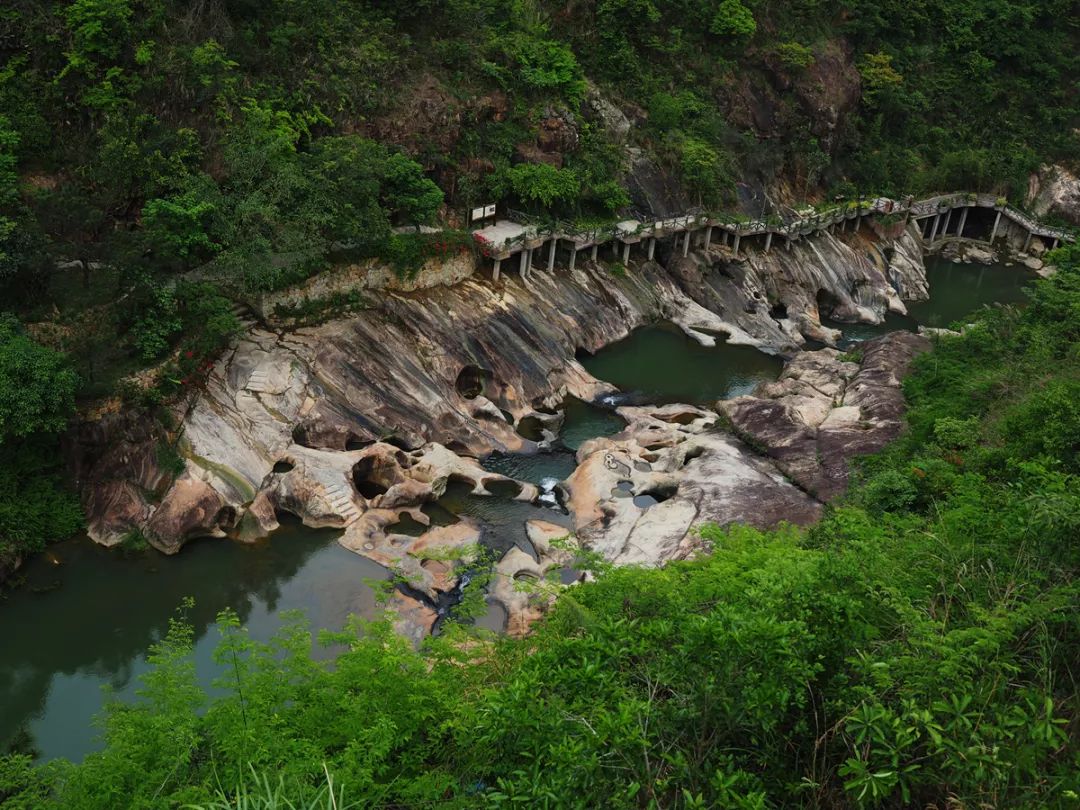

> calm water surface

[
  {"left": 580, "top": 321, "right": 784, "bottom": 405},
  {"left": 0, "top": 520, "right": 390, "bottom": 763},
  {"left": 828, "top": 257, "right": 1035, "bottom": 342}
]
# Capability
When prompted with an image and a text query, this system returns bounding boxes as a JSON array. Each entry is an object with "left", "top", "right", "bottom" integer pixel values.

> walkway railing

[{"left": 474, "top": 192, "right": 1076, "bottom": 258}]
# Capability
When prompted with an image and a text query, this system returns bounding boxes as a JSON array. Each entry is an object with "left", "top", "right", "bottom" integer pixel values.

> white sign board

[{"left": 471, "top": 204, "right": 497, "bottom": 222}]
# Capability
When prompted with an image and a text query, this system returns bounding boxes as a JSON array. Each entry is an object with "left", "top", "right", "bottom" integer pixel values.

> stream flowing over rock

[{"left": 75, "top": 221, "right": 930, "bottom": 636}]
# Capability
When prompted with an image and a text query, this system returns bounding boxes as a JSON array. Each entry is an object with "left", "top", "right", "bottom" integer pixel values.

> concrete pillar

[
  {"left": 547, "top": 238, "right": 557, "bottom": 273},
  {"left": 622, "top": 241, "right": 630, "bottom": 264},
  {"left": 733, "top": 234, "right": 741, "bottom": 256},
  {"left": 990, "top": 211, "right": 1002, "bottom": 242},
  {"left": 722, "top": 230, "right": 729, "bottom": 247},
  {"left": 1023, "top": 231, "right": 1033, "bottom": 252},
  {"left": 647, "top": 237, "right": 656, "bottom": 261},
  {"left": 942, "top": 209, "right": 953, "bottom": 236},
  {"left": 519, "top": 249, "right": 528, "bottom": 278},
  {"left": 591, "top": 244, "right": 598, "bottom": 262},
  {"left": 764, "top": 232, "right": 773, "bottom": 253},
  {"left": 930, "top": 213, "right": 942, "bottom": 242},
  {"left": 613, "top": 240, "right": 620, "bottom": 259},
  {"left": 786, "top": 236, "right": 793, "bottom": 251},
  {"left": 855, "top": 215, "right": 862, "bottom": 233},
  {"left": 493, "top": 258, "right": 501, "bottom": 281},
  {"left": 704, "top": 226, "right": 713, "bottom": 250},
  {"left": 956, "top": 208, "right": 968, "bottom": 240},
  {"left": 840, "top": 218, "right": 847, "bottom": 233},
  {"left": 1052, "top": 238, "right": 1060, "bottom": 251},
  {"left": 682, "top": 231, "right": 690, "bottom": 257},
  {"left": 568, "top": 248, "right": 577, "bottom": 272}
]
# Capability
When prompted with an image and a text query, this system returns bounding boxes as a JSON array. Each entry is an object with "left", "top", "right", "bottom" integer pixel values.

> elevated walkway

[{"left": 471, "top": 193, "right": 1075, "bottom": 280}]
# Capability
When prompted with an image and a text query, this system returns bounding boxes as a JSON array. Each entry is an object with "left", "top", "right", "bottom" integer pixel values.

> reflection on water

[
  {"left": 560, "top": 398, "right": 627, "bottom": 451},
  {"left": 579, "top": 322, "right": 784, "bottom": 405},
  {"left": 828, "top": 258, "right": 1035, "bottom": 344},
  {"left": 0, "top": 518, "right": 390, "bottom": 763}
]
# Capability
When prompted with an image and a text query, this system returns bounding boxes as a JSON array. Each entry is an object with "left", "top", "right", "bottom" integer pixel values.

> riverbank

[{"left": 0, "top": 252, "right": 1044, "bottom": 764}]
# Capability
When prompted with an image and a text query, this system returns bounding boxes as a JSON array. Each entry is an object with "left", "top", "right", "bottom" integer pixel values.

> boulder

[
  {"left": 720, "top": 332, "right": 931, "bottom": 501},
  {"left": 1028, "top": 164, "right": 1080, "bottom": 226},
  {"left": 145, "top": 473, "right": 231, "bottom": 554},
  {"left": 563, "top": 405, "right": 822, "bottom": 567}
]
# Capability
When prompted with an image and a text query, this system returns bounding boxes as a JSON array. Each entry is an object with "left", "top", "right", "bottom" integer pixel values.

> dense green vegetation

[
  {"left": 3, "top": 250, "right": 1077, "bottom": 807},
  {"left": 0, "top": 4, "right": 1078, "bottom": 802},
  {"left": 0, "top": 0, "right": 1076, "bottom": 394},
  {"left": 0, "top": 315, "right": 82, "bottom": 576}
]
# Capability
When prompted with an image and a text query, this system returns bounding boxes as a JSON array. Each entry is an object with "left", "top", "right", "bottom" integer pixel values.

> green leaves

[
  {"left": 710, "top": 0, "right": 757, "bottom": 39},
  {"left": 0, "top": 314, "right": 78, "bottom": 441},
  {"left": 502, "top": 163, "right": 581, "bottom": 209}
]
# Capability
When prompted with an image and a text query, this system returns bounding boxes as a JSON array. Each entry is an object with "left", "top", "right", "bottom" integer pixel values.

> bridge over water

[{"left": 472, "top": 193, "right": 1075, "bottom": 280}]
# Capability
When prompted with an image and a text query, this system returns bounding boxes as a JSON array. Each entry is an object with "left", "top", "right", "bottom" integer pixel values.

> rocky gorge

[{"left": 72, "top": 218, "right": 977, "bottom": 637}]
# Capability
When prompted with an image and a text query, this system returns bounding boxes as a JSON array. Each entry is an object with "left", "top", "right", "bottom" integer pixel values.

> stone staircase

[
  {"left": 246, "top": 367, "right": 270, "bottom": 393},
  {"left": 324, "top": 481, "right": 361, "bottom": 524},
  {"left": 230, "top": 302, "right": 258, "bottom": 329}
]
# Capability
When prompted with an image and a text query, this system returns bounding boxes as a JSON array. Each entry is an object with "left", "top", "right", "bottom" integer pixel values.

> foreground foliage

[
  {"left": 0, "top": 316, "right": 82, "bottom": 575},
  {"left": 5, "top": 258, "right": 1079, "bottom": 808}
]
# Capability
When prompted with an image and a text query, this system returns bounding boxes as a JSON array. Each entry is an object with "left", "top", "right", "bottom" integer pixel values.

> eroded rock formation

[
  {"left": 564, "top": 404, "right": 823, "bottom": 565},
  {"left": 720, "top": 332, "right": 931, "bottom": 501},
  {"left": 75, "top": 221, "right": 931, "bottom": 637}
]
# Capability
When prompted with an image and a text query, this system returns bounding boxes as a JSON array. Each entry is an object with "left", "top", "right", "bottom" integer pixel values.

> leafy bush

[
  {"left": 505, "top": 36, "right": 586, "bottom": 101},
  {"left": 501, "top": 163, "right": 581, "bottom": 209},
  {"left": 775, "top": 41, "right": 815, "bottom": 69},
  {"left": 710, "top": 0, "right": 756, "bottom": 39},
  {"left": 0, "top": 314, "right": 79, "bottom": 440},
  {"left": 860, "top": 468, "right": 918, "bottom": 512}
]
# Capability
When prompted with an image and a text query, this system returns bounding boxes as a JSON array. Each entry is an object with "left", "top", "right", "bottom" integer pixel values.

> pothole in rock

[
  {"left": 484, "top": 478, "right": 523, "bottom": 499},
  {"left": 352, "top": 456, "right": 400, "bottom": 500},
  {"left": 346, "top": 436, "right": 375, "bottom": 452},
  {"left": 272, "top": 459, "right": 295, "bottom": 474},
  {"left": 682, "top": 445, "right": 706, "bottom": 465},
  {"left": 633, "top": 483, "right": 677, "bottom": 509},
  {"left": 515, "top": 415, "right": 546, "bottom": 442},
  {"left": 658, "top": 411, "right": 701, "bottom": 426},
  {"left": 386, "top": 513, "right": 427, "bottom": 537},
  {"left": 456, "top": 365, "right": 493, "bottom": 400},
  {"left": 557, "top": 566, "right": 583, "bottom": 585},
  {"left": 474, "top": 599, "right": 508, "bottom": 633},
  {"left": 382, "top": 435, "right": 416, "bottom": 451}
]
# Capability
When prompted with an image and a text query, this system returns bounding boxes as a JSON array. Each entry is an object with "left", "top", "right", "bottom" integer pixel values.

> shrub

[
  {"left": 502, "top": 163, "right": 581, "bottom": 209},
  {"left": 776, "top": 41, "right": 815, "bottom": 69},
  {"left": 860, "top": 468, "right": 918, "bottom": 512},
  {"left": 710, "top": 0, "right": 756, "bottom": 39}
]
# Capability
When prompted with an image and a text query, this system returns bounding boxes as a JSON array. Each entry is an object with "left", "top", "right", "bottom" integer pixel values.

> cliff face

[{"left": 77, "top": 223, "right": 927, "bottom": 573}]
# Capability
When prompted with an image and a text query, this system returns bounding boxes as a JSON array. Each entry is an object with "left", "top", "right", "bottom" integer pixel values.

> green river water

[{"left": 0, "top": 257, "right": 1034, "bottom": 763}]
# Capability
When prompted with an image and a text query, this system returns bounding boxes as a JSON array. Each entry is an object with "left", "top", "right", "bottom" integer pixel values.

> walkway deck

[{"left": 471, "top": 192, "right": 1075, "bottom": 277}]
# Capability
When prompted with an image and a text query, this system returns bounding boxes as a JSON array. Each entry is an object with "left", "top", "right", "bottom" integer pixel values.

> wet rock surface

[{"left": 720, "top": 332, "right": 931, "bottom": 501}]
